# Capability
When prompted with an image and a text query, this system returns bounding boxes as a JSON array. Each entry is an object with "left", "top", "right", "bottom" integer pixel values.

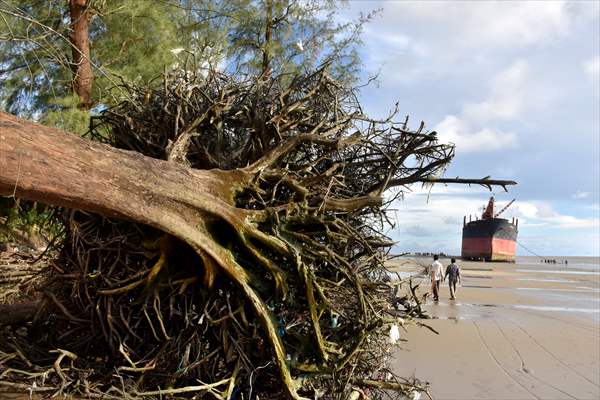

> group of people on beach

[
  {"left": 542, "top": 258, "right": 567, "bottom": 265},
  {"left": 428, "top": 255, "right": 461, "bottom": 301}
]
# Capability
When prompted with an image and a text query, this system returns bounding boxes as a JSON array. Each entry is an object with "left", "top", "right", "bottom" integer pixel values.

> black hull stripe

[{"left": 462, "top": 218, "right": 518, "bottom": 241}]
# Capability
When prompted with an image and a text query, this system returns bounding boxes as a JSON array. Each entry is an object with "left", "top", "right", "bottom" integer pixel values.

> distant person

[
  {"left": 429, "top": 255, "right": 443, "bottom": 302},
  {"left": 444, "top": 258, "right": 462, "bottom": 300}
]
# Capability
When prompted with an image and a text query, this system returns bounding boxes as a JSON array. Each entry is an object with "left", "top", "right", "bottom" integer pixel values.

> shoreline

[{"left": 389, "top": 257, "right": 600, "bottom": 400}]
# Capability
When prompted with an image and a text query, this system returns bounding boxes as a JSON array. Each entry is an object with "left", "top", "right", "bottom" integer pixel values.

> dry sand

[{"left": 389, "top": 256, "right": 600, "bottom": 400}]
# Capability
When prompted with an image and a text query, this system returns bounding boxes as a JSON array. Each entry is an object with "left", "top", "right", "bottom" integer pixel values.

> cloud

[
  {"left": 435, "top": 115, "right": 517, "bottom": 153},
  {"left": 443, "top": 216, "right": 461, "bottom": 225},
  {"left": 403, "top": 225, "right": 433, "bottom": 237},
  {"left": 582, "top": 56, "right": 600, "bottom": 80},
  {"left": 388, "top": 189, "right": 600, "bottom": 254},
  {"left": 351, "top": 1, "right": 598, "bottom": 89},
  {"left": 463, "top": 60, "right": 530, "bottom": 122},
  {"left": 460, "top": 2, "right": 570, "bottom": 47},
  {"left": 432, "top": 60, "right": 536, "bottom": 153},
  {"left": 360, "top": 26, "right": 427, "bottom": 83},
  {"left": 505, "top": 201, "right": 599, "bottom": 229},
  {"left": 383, "top": 1, "right": 572, "bottom": 49},
  {"left": 572, "top": 190, "right": 590, "bottom": 199},
  {"left": 357, "top": 1, "right": 574, "bottom": 82}
]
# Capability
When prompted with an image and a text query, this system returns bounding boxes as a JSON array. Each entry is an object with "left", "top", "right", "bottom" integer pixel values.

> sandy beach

[{"left": 389, "top": 256, "right": 600, "bottom": 400}]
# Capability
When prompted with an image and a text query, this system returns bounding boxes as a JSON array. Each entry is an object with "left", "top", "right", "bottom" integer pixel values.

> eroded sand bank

[{"left": 389, "top": 257, "right": 600, "bottom": 400}]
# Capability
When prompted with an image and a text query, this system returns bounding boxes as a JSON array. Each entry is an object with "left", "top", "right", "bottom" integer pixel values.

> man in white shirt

[{"left": 429, "top": 254, "right": 443, "bottom": 301}]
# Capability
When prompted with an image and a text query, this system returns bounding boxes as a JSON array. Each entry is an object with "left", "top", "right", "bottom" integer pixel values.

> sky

[{"left": 343, "top": 0, "right": 600, "bottom": 257}]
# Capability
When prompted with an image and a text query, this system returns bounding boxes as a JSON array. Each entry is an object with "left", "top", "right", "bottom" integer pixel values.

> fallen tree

[{"left": 0, "top": 67, "right": 515, "bottom": 399}]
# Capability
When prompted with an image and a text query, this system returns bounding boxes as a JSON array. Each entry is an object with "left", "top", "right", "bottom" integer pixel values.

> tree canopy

[
  {"left": 0, "top": 0, "right": 188, "bottom": 130},
  {"left": 0, "top": 0, "right": 369, "bottom": 130}
]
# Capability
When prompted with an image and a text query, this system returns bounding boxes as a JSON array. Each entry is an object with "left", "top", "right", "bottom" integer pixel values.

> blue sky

[{"left": 344, "top": 1, "right": 600, "bottom": 256}]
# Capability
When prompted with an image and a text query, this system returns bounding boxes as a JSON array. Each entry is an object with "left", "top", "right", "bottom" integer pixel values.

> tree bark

[
  {"left": 0, "top": 112, "right": 245, "bottom": 224},
  {"left": 262, "top": 0, "right": 273, "bottom": 80},
  {"left": 0, "top": 111, "right": 301, "bottom": 399},
  {"left": 69, "top": 0, "right": 93, "bottom": 109}
]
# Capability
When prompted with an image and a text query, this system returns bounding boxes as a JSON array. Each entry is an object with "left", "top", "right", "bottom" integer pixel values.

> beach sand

[{"left": 389, "top": 257, "right": 600, "bottom": 400}]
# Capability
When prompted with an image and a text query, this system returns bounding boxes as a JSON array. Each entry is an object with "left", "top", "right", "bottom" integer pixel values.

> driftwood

[{"left": 0, "top": 67, "right": 515, "bottom": 399}]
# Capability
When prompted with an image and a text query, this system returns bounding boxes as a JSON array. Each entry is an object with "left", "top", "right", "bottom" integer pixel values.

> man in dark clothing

[{"left": 444, "top": 258, "right": 461, "bottom": 300}]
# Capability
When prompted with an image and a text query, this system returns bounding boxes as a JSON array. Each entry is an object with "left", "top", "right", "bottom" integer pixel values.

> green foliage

[
  {"left": 1, "top": 0, "right": 372, "bottom": 119},
  {"left": 40, "top": 95, "right": 90, "bottom": 135},
  {"left": 0, "top": 0, "right": 187, "bottom": 119},
  {"left": 185, "top": 0, "right": 372, "bottom": 83},
  {"left": 0, "top": 198, "right": 62, "bottom": 248},
  {"left": 0, "top": 0, "right": 72, "bottom": 117},
  {"left": 90, "top": 0, "right": 186, "bottom": 91}
]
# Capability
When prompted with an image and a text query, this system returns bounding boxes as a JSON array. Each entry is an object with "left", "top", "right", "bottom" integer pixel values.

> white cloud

[
  {"left": 376, "top": 31, "right": 428, "bottom": 57},
  {"left": 505, "top": 201, "right": 599, "bottom": 229},
  {"left": 432, "top": 60, "right": 536, "bottom": 153},
  {"left": 383, "top": 1, "right": 571, "bottom": 49},
  {"left": 513, "top": 202, "right": 538, "bottom": 219},
  {"left": 404, "top": 225, "right": 433, "bottom": 237},
  {"left": 435, "top": 115, "right": 518, "bottom": 153},
  {"left": 582, "top": 56, "right": 600, "bottom": 80},
  {"left": 461, "top": 2, "right": 570, "bottom": 47},
  {"left": 572, "top": 190, "right": 590, "bottom": 199},
  {"left": 463, "top": 60, "right": 530, "bottom": 122},
  {"left": 351, "top": 0, "right": 597, "bottom": 88},
  {"left": 376, "top": 32, "right": 410, "bottom": 49},
  {"left": 360, "top": 27, "right": 428, "bottom": 83},
  {"left": 389, "top": 191, "right": 600, "bottom": 254}
]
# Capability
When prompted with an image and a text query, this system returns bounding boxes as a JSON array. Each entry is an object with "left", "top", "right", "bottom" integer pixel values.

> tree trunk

[
  {"left": 262, "top": 0, "right": 273, "bottom": 79},
  {"left": 69, "top": 0, "right": 93, "bottom": 109},
  {"left": 0, "top": 111, "right": 302, "bottom": 399}
]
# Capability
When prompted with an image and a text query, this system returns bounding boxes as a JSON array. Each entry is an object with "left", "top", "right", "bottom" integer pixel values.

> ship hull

[{"left": 461, "top": 218, "right": 518, "bottom": 262}]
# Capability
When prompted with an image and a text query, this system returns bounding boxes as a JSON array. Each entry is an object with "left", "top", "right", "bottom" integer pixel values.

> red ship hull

[{"left": 461, "top": 218, "right": 518, "bottom": 262}]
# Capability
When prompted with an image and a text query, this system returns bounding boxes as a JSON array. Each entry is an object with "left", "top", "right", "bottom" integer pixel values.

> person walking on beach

[
  {"left": 444, "top": 258, "right": 461, "bottom": 300},
  {"left": 429, "top": 255, "right": 443, "bottom": 302}
]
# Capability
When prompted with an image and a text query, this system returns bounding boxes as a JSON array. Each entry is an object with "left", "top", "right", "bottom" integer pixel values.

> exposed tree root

[{"left": 0, "top": 65, "right": 514, "bottom": 399}]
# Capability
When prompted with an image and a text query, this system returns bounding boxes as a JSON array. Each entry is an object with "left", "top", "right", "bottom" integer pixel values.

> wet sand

[{"left": 389, "top": 257, "right": 600, "bottom": 400}]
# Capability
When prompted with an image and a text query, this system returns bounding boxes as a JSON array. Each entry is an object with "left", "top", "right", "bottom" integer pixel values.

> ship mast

[{"left": 481, "top": 196, "right": 494, "bottom": 219}]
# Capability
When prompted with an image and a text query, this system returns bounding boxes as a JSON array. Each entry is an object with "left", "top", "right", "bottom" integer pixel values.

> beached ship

[{"left": 461, "top": 197, "right": 518, "bottom": 262}]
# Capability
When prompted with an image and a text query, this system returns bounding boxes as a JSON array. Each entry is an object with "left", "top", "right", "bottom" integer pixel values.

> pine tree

[
  {"left": 0, "top": 0, "right": 188, "bottom": 132},
  {"left": 183, "top": 0, "right": 373, "bottom": 82},
  {"left": 1, "top": 0, "right": 373, "bottom": 127}
]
